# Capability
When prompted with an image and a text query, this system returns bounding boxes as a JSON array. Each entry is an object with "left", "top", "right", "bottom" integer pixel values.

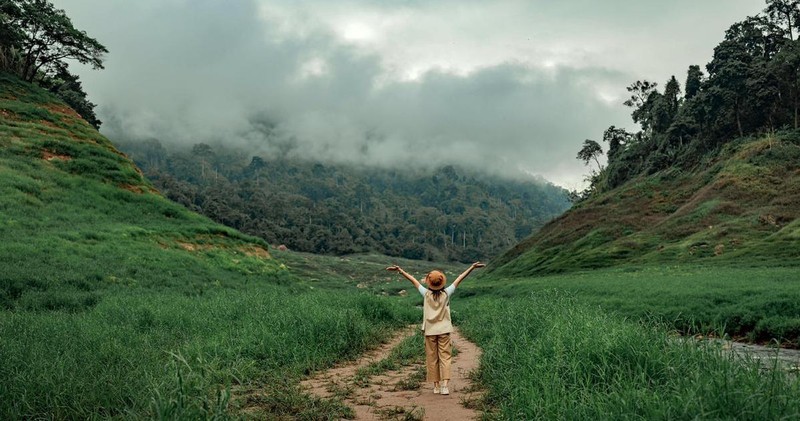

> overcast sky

[{"left": 55, "top": 0, "right": 765, "bottom": 189}]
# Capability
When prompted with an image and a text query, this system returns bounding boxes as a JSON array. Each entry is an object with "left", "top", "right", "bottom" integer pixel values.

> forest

[
  {"left": 577, "top": 0, "right": 800, "bottom": 198},
  {"left": 117, "top": 139, "right": 570, "bottom": 262}
]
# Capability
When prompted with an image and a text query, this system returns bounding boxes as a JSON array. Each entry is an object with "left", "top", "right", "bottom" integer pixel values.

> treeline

[
  {"left": 0, "top": 0, "right": 106, "bottom": 128},
  {"left": 117, "top": 139, "right": 570, "bottom": 262},
  {"left": 577, "top": 0, "right": 800, "bottom": 197}
]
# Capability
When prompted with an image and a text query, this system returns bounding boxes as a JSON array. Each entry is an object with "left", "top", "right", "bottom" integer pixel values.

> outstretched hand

[
  {"left": 386, "top": 265, "right": 401, "bottom": 272},
  {"left": 471, "top": 262, "right": 486, "bottom": 269}
]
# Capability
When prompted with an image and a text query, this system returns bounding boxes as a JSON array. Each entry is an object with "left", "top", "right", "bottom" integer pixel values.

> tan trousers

[{"left": 425, "top": 333, "right": 452, "bottom": 382}]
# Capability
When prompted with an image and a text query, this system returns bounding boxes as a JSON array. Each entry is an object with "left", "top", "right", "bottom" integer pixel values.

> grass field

[
  {"left": 463, "top": 265, "right": 800, "bottom": 346},
  {"left": 0, "top": 275, "right": 420, "bottom": 419},
  {"left": 458, "top": 291, "right": 800, "bottom": 420}
]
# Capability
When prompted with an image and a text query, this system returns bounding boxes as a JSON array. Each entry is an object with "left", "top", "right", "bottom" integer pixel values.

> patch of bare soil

[
  {"left": 239, "top": 245, "right": 271, "bottom": 258},
  {"left": 302, "top": 326, "right": 484, "bottom": 420},
  {"left": 42, "top": 150, "right": 71, "bottom": 161},
  {"left": 120, "top": 184, "right": 147, "bottom": 194}
]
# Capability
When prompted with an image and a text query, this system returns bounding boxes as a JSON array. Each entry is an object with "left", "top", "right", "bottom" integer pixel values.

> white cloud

[{"left": 55, "top": 0, "right": 765, "bottom": 188}]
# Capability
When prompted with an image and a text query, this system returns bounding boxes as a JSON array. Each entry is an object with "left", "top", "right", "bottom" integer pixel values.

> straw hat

[{"left": 426, "top": 270, "right": 446, "bottom": 291}]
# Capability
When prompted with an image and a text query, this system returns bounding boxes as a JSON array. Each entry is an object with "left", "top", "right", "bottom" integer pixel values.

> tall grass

[
  {"left": 468, "top": 266, "right": 800, "bottom": 346},
  {"left": 0, "top": 287, "right": 417, "bottom": 419},
  {"left": 459, "top": 291, "right": 800, "bottom": 420}
]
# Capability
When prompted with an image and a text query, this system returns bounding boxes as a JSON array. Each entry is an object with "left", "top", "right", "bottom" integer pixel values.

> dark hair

[{"left": 431, "top": 289, "right": 443, "bottom": 301}]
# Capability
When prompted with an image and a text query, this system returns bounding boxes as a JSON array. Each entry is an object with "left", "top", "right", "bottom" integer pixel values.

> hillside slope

[
  {"left": 0, "top": 72, "right": 426, "bottom": 419},
  {"left": 0, "top": 72, "right": 285, "bottom": 309},
  {"left": 491, "top": 133, "right": 800, "bottom": 277}
]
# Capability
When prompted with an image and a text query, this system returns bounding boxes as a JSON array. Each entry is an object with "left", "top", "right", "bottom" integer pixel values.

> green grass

[
  {"left": 353, "top": 330, "right": 424, "bottom": 386},
  {"left": 4, "top": 69, "right": 800, "bottom": 420},
  {"left": 0, "top": 285, "right": 418, "bottom": 419},
  {"left": 273, "top": 249, "right": 467, "bottom": 294},
  {"left": 490, "top": 134, "right": 800, "bottom": 277},
  {"left": 457, "top": 291, "right": 800, "bottom": 420},
  {"left": 0, "top": 72, "right": 420, "bottom": 419},
  {"left": 465, "top": 265, "right": 800, "bottom": 346}
]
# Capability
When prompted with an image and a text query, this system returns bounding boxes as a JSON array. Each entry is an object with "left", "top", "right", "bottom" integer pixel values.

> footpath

[{"left": 301, "top": 326, "right": 483, "bottom": 420}]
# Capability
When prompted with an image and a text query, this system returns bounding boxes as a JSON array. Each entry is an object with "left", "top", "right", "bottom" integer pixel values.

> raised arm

[
  {"left": 450, "top": 262, "right": 486, "bottom": 289},
  {"left": 386, "top": 265, "right": 423, "bottom": 289}
]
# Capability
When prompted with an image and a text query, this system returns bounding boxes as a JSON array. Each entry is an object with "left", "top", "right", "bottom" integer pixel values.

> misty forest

[
  {"left": 118, "top": 139, "right": 570, "bottom": 261},
  {"left": 2, "top": 0, "right": 800, "bottom": 420}
]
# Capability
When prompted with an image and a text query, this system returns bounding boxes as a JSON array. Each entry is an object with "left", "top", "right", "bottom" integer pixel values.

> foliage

[
  {"left": 0, "top": 0, "right": 106, "bottom": 128},
  {"left": 578, "top": 1, "right": 800, "bottom": 197},
  {"left": 576, "top": 139, "right": 603, "bottom": 171},
  {"left": 114, "top": 139, "right": 571, "bottom": 263},
  {"left": 519, "top": 1, "right": 800, "bottom": 279}
]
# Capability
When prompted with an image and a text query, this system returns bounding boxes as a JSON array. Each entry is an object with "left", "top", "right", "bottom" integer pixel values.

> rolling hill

[
  {"left": 0, "top": 71, "right": 287, "bottom": 309},
  {"left": 490, "top": 132, "right": 800, "bottom": 277}
]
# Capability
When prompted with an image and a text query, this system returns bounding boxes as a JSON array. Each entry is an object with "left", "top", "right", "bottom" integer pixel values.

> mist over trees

[
  {"left": 0, "top": 0, "right": 106, "bottom": 128},
  {"left": 578, "top": 0, "right": 800, "bottom": 199},
  {"left": 118, "top": 139, "right": 571, "bottom": 262}
]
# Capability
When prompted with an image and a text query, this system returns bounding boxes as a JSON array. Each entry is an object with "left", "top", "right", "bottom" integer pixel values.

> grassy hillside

[
  {"left": 491, "top": 133, "right": 800, "bottom": 277},
  {"left": 0, "top": 72, "right": 421, "bottom": 419},
  {"left": 0, "top": 71, "right": 285, "bottom": 308}
]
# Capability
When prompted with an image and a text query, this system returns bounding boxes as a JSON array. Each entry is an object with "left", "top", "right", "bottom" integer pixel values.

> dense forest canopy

[
  {"left": 0, "top": 0, "right": 105, "bottom": 128},
  {"left": 577, "top": 0, "right": 800, "bottom": 199},
  {"left": 117, "top": 139, "right": 571, "bottom": 262}
]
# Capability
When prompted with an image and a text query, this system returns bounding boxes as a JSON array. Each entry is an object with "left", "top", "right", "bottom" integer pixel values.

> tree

[
  {"left": 1, "top": 0, "right": 107, "bottom": 128},
  {"left": 765, "top": 0, "right": 800, "bottom": 40},
  {"left": 623, "top": 80, "right": 659, "bottom": 133},
  {"left": 192, "top": 143, "right": 214, "bottom": 180},
  {"left": 772, "top": 38, "right": 800, "bottom": 127},
  {"left": 663, "top": 75, "right": 682, "bottom": 117},
  {"left": 7, "top": 0, "right": 107, "bottom": 83},
  {"left": 685, "top": 65, "right": 704, "bottom": 100},
  {"left": 602, "top": 125, "right": 632, "bottom": 163},
  {"left": 0, "top": 1, "right": 24, "bottom": 72},
  {"left": 577, "top": 139, "right": 603, "bottom": 171},
  {"left": 707, "top": 38, "right": 753, "bottom": 138},
  {"left": 38, "top": 67, "right": 100, "bottom": 128}
]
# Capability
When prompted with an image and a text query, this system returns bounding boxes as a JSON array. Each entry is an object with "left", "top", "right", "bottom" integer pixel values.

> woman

[{"left": 386, "top": 262, "right": 485, "bottom": 395}]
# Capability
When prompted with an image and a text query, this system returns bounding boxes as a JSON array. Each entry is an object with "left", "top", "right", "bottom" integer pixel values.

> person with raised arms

[{"left": 386, "top": 262, "right": 485, "bottom": 396}]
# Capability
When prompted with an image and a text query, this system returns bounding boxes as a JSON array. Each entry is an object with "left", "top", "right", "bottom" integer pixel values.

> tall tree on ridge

[
  {"left": 685, "top": 65, "right": 704, "bottom": 100},
  {"left": 577, "top": 139, "right": 603, "bottom": 172},
  {"left": 765, "top": 0, "right": 800, "bottom": 40},
  {"left": 7, "top": 0, "right": 107, "bottom": 83},
  {"left": 624, "top": 80, "right": 659, "bottom": 133}
]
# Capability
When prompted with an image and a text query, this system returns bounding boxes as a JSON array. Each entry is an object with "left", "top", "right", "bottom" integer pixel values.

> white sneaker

[
  {"left": 433, "top": 385, "right": 440, "bottom": 394},
  {"left": 440, "top": 386, "right": 449, "bottom": 395}
]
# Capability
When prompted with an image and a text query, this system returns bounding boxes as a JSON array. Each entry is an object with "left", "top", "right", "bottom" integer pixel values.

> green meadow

[
  {"left": 458, "top": 290, "right": 800, "bottom": 420},
  {"left": 3, "top": 72, "right": 800, "bottom": 419},
  {"left": 465, "top": 265, "right": 800, "bottom": 346}
]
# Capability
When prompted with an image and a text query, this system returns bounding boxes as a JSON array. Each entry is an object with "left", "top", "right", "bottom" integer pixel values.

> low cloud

[{"left": 56, "top": 0, "right": 763, "bottom": 187}]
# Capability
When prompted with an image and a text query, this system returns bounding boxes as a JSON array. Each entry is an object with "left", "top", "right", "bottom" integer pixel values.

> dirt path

[{"left": 301, "top": 326, "right": 483, "bottom": 420}]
